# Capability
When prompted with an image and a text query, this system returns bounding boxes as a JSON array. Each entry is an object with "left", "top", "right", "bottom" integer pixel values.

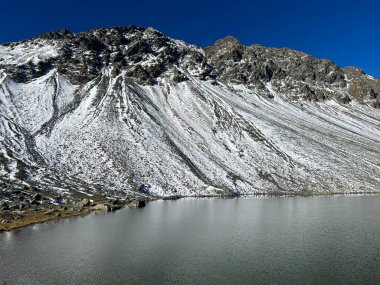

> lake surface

[{"left": 1, "top": 195, "right": 380, "bottom": 284}]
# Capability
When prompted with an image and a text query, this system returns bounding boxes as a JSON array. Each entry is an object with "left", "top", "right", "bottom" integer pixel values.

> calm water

[{"left": 0, "top": 196, "right": 379, "bottom": 284}]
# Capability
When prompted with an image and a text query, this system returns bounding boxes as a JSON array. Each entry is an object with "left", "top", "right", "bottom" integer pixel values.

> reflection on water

[{"left": 0, "top": 196, "right": 380, "bottom": 284}]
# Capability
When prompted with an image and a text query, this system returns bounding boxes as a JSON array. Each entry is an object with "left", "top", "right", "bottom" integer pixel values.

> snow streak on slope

[{"left": 21, "top": 74, "right": 380, "bottom": 196}]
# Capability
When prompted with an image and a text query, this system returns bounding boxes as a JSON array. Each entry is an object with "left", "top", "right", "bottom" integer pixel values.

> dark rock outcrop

[{"left": 127, "top": 199, "right": 146, "bottom": 208}]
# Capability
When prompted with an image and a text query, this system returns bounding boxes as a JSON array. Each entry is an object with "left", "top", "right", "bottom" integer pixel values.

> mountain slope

[{"left": 1, "top": 26, "right": 380, "bottom": 199}]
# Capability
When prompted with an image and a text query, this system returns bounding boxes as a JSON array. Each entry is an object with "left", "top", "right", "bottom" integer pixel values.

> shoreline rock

[{"left": 127, "top": 199, "right": 146, "bottom": 208}]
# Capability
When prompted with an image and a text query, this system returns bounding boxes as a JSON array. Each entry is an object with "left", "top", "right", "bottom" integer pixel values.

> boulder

[
  {"left": 127, "top": 199, "right": 146, "bottom": 208},
  {"left": 138, "top": 184, "right": 153, "bottom": 195},
  {"left": 80, "top": 198, "right": 91, "bottom": 207},
  {"left": 110, "top": 204, "right": 123, "bottom": 211},
  {"left": 92, "top": 203, "right": 111, "bottom": 211},
  {"left": 109, "top": 199, "right": 122, "bottom": 205}
]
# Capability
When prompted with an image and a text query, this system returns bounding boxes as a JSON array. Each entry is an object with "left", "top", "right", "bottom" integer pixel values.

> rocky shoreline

[
  {"left": 1, "top": 190, "right": 379, "bottom": 232},
  {"left": 0, "top": 182, "right": 187, "bottom": 232},
  {"left": 0, "top": 192, "right": 148, "bottom": 232}
]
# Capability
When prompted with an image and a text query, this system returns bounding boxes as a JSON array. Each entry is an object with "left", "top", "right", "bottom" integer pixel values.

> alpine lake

[{"left": 1, "top": 195, "right": 379, "bottom": 284}]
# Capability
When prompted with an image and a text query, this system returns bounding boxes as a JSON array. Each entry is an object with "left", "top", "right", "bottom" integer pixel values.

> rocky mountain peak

[
  {"left": 203, "top": 35, "right": 380, "bottom": 106},
  {"left": 0, "top": 26, "right": 216, "bottom": 85},
  {"left": 0, "top": 25, "right": 379, "bottom": 107},
  {"left": 212, "top": 35, "right": 242, "bottom": 48},
  {"left": 36, "top": 28, "right": 72, "bottom": 40},
  {"left": 343, "top": 66, "right": 366, "bottom": 79}
]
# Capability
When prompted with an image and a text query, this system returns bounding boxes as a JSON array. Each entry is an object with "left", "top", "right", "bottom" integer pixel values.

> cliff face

[{"left": 1, "top": 26, "right": 379, "bottom": 200}]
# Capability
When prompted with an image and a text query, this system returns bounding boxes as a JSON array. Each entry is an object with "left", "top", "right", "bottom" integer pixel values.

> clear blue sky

[{"left": 1, "top": 0, "right": 379, "bottom": 78}]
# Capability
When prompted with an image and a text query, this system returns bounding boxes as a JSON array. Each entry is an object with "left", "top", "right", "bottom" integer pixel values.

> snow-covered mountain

[{"left": 1, "top": 26, "right": 380, "bottom": 198}]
